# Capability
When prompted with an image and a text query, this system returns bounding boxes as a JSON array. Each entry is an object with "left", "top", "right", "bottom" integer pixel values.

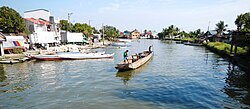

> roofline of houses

[{"left": 24, "top": 9, "right": 49, "bottom": 13}]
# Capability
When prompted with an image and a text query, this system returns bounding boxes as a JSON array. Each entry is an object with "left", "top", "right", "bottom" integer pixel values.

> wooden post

[{"left": 234, "top": 45, "right": 238, "bottom": 56}]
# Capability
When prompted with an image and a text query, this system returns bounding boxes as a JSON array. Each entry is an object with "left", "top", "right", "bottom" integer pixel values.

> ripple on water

[{"left": 0, "top": 40, "right": 249, "bottom": 109}]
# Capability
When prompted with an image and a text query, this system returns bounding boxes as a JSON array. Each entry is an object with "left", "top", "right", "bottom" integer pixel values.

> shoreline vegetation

[
  {"left": 163, "top": 37, "right": 196, "bottom": 42},
  {"left": 204, "top": 42, "right": 249, "bottom": 71}
]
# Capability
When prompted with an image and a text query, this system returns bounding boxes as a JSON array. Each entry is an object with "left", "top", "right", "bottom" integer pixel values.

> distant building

[
  {"left": 0, "top": 32, "right": 6, "bottom": 56},
  {"left": 130, "top": 29, "right": 140, "bottom": 39},
  {"left": 119, "top": 30, "right": 130, "bottom": 38},
  {"left": 24, "top": 9, "right": 61, "bottom": 48},
  {"left": 204, "top": 30, "right": 231, "bottom": 42}
]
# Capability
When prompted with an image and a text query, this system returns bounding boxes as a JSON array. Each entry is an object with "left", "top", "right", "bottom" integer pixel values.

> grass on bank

[
  {"left": 206, "top": 42, "right": 248, "bottom": 55},
  {"left": 164, "top": 37, "right": 196, "bottom": 42}
]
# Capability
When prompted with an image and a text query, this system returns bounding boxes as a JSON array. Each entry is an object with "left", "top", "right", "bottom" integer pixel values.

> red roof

[{"left": 25, "top": 18, "right": 50, "bottom": 25}]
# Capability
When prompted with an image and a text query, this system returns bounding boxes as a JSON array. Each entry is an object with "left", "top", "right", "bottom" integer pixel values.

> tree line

[
  {"left": 59, "top": 20, "right": 119, "bottom": 40},
  {"left": 158, "top": 12, "right": 250, "bottom": 39}
]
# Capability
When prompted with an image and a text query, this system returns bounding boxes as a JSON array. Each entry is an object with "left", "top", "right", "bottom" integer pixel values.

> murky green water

[{"left": 0, "top": 40, "right": 249, "bottom": 109}]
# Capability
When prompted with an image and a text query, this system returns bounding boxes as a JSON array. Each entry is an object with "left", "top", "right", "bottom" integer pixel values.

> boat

[
  {"left": 117, "top": 39, "right": 132, "bottom": 42},
  {"left": 111, "top": 40, "right": 131, "bottom": 47},
  {"left": 31, "top": 54, "right": 64, "bottom": 61},
  {"left": 115, "top": 51, "right": 153, "bottom": 71},
  {"left": 0, "top": 60, "right": 20, "bottom": 64},
  {"left": 184, "top": 42, "right": 203, "bottom": 46},
  {"left": 58, "top": 52, "right": 114, "bottom": 60},
  {"left": 30, "top": 52, "right": 114, "bottom": 61}
]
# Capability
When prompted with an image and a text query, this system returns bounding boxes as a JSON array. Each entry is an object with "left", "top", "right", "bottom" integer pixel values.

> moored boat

[
  {"left": 0, "top": 60, "right": 20, "bottom": 64},
  {"left": 30, "top": 51, "right": 114, "bottom": 61},
  {"left": 184, "top": 42, "right": 203, "bottom": 46},
  {"left": 31, "top": 55, "right": 64, "bottom": 61},
  {"left": 58, "top": 52, "right": 114, "bottom": 60},
  {"left": 115, "top": 51, "right": 153, "bottom": 71},
  {"left": 111, "top": 41, "right": 131, "bottom": 47}
]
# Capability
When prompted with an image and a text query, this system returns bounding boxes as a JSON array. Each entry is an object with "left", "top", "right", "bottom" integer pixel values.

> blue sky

[{"left": 1, "top": 0, "right": 250, "bottom": 32}]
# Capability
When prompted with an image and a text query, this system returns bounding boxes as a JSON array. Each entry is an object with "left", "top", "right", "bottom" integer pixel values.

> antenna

[{"left": 207, "top": 21, "right": 210, "bottom": 31}]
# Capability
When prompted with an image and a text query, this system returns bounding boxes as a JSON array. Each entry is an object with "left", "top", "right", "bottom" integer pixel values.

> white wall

[
  {"left": 61, "top": 32, "right": 83, "bottom": 43},
  {"left": 24, "top": 9, "right": 51, "bottom": 21},
  {"left": 67, "top": 33, "right": 83, "bottom": 42},
  {"left": 30, "top": 32, "right": 59, "bottom": 44}
]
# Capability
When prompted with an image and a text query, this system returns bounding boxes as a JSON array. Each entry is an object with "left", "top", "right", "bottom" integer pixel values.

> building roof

[
  {"left": 25, "top": 18, "right": 50, "bottom": 25},
  {"left": 24, "top": 9, "right": 49, "bottom": 13},
  {"left": 207, "top": 30, "right": 217, "bottom": 35}
]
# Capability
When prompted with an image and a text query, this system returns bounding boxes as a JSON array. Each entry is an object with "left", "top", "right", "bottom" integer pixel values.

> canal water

[{"left": 0, "top": 40, "right": 249, "bottom": 109}]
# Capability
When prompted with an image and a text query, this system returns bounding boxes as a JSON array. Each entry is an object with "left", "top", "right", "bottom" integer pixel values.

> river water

[{"left": 0, "top": 40, "right": 249, "bottom": 109}]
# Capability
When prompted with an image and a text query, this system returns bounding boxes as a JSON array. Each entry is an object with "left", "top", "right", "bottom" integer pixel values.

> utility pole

[
  {"left": 102, "top": 23, "right": 104, "bottom": 45},
  {"left": 67, "top": 13, "right": 73, "bottom": 32},
  {"left": 88, "top": 20, "right": 92, "bottom": 26}
]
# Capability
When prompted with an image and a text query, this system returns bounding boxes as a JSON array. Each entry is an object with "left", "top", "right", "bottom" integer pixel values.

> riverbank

[
  {"left": 0, "top": 40, "right": 112, "bottom": 62},
  {"left": 164, "top": 37, "right": 196, "bottom": 42},
  {"left": 204, "top": 42, "right": 250, "bottom": 71}
]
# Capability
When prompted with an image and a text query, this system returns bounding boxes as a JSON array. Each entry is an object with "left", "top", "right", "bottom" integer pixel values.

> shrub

[{"left": 13, "top": 48, "right": 23, "bottom": 54}]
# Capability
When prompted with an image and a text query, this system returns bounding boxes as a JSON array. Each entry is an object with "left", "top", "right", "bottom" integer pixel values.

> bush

[
  {"left": 13, "top": 48, "right": 23, "bottom": 54},
  {"left": 207, "top": 42, "right": 248, "bottom": 55}
]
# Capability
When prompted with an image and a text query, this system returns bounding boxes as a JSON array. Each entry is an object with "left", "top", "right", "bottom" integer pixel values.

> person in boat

[
  {"left": 124, "top": 50, "right": 129, "bottom": 63},
  {"left": 149, "top": 45, "right": 152, "bottom": 53}
]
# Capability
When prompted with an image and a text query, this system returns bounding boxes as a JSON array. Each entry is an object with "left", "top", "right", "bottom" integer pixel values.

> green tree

[
  {"left": 235, "top": 12, "right": 250, "bottom": 32},
  {"left": 0, "top": 6, "right": 25, "bottom": 33},
  {"left": 215, "top": 21, "right": 228, "bottom": 37},
  {"left": 71, "top": 23, "right": 93, "bottom": 37},
  {"left": 59, "top": 20, "right": 72, "bottom": 31},
  {"left": 161, "top": 25, "right": 180, "bottom": 38},
  {"left": 100, "top": 25, "right": 119, "bottom": 40},
  {"left": 92, "top": 27, "right": 99, "bottom": 34}
]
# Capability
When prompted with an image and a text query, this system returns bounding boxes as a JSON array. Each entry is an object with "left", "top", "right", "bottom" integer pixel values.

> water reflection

[
  {"left": 0, "top": 63, "right": 33, "bottom": 93},
  {"left": 0, "top": 64, "right": 7, "bottom": 82},
  {"left": 224, "top": 61, "right": 250, "bottom": 107}
]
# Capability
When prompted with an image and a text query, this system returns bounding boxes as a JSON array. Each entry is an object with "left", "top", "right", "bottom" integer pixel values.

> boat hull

[
  {"left": 59, "top": 53, "right": 114, "bottom": 60},
  {"left": 31, "top": 52, "right": 114, "bottom": 61},
  {"left": 32, "top": 55, "right": 65, "bottom": 61},
  {"left": 115, "top": 51, "right": 153, "bottom": 71}
]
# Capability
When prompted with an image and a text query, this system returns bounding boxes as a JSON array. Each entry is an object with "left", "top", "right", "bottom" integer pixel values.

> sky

[{"left": 1, "top": 0, "right": 250, "bottom": 32}]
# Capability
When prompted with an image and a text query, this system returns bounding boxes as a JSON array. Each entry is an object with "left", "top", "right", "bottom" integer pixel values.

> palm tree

[{"left": 215, "top": 21, "right": 228, "bottom": 37}]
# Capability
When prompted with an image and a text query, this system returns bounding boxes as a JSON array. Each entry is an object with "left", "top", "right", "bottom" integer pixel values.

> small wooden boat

[
  {"left": 184, "top": 42, "right": 203, "bottom": 46},
  {"left": 115, "top": 51, "right": 153, "bottom": 71},
  {"left": 31, "top": 55, "right": 64, "bottom": 61},
  {"left": 111, "top": 41, "right": 131, "bottom": 47},
  {"left": 59, "top": 52, "right": 115, "bottom": 60},
  {"left": 0, "top": 60, "right": 20, "bottom": 64},
  {"left": 30, "top": 52, "right": 114, "bottom": 61}
]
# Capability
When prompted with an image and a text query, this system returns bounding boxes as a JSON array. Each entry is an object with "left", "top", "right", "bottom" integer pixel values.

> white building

[
  {"left": 24, "top": 9, "right": 51, "bottom": 21},
  {"left": 24, "top": 9, "right": 61, "bottom": 47}
]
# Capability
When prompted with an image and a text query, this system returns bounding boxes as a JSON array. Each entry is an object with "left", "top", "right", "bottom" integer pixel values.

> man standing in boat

[
  {"left": 149, "top": 45, "right": 152, "bottom": 53},
  {"left": 124, "top": 50, "right": 129, "bottom": 63}
]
